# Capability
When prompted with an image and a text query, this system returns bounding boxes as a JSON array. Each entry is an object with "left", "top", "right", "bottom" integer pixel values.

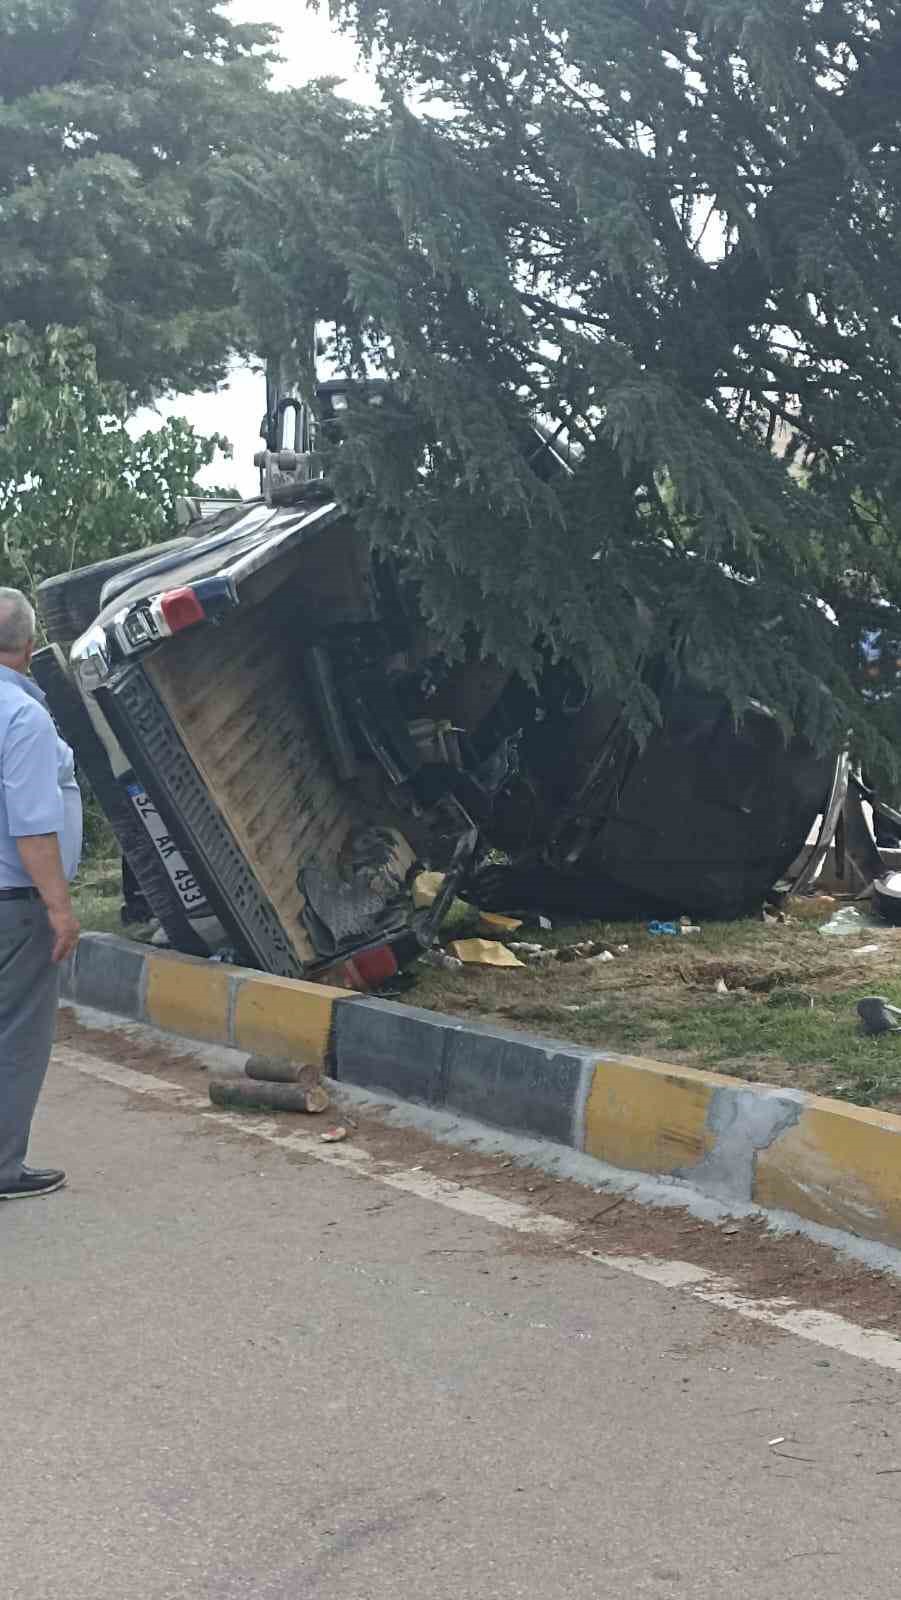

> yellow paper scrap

[
  {"left": 412, "top": 871, "right": 446, "bottom": 909},
  {"left": 449, "top": 939, "right": 525, "bottom": 968},
  {"left": 478, "top": 912, "right": 523, "bottom": 936}
]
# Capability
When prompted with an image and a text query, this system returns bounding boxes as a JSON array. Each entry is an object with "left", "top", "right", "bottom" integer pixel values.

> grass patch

[
  {"left": 653, "top": 984, "right": 901, "bottom": 1108},
  {"left": 71, "top": 856, "right": 122, "bottom": 935},
  {"left": 72, "top": 854, "right": 160, "bottom": 942}
]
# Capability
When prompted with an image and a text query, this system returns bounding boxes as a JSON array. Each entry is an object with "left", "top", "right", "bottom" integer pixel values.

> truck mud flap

[
  {"left": 96, "top": 661, "right": 305, "bottom": 977},
  {"left": 32, "top": 646, "right": 211, "bottom": 957}
]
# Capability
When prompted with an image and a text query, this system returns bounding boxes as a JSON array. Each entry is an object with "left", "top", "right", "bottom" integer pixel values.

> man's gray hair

[{"left": 0, "top": 588, "right": 36, "bottom": 654}]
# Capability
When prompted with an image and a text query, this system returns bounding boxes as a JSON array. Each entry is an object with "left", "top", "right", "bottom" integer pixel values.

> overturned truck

[{"left": 36, "top": 387, "right": 843, "bottom": 979}]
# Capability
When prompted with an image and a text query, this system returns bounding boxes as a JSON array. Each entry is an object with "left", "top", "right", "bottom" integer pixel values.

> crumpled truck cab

[{"left": 57, "top": 490, "right": 474, "bottom": 979}]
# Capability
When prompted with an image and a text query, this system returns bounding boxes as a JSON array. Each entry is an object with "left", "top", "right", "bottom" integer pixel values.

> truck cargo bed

[{"left": 145, "top": 592, "right": 374, "bottom": 968}]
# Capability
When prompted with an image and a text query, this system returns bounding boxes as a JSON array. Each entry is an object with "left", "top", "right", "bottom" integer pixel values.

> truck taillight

[
  {"left": 159, "top": 587, "right": 205, "bottom": 634},
  {"left": 352, "top": 945, "right": 399, "bottom": 986}
]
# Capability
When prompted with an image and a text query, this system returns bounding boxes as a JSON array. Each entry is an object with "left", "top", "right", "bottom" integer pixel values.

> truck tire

[
  {"left": 36, "top": 540, "right": 190, "bottom": 650},
  {"left": 31, "top": 645, "right": 210, "bottom": 957},
  {"left": 38, "top": 551, "right": 148, "bottom": 648}
]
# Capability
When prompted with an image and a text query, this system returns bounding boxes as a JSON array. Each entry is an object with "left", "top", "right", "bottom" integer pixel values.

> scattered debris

[
  {"left": 648, "top": 921, "right": 680, "bottom": 937},
  {"left": 478, "top": 911, "right": 523, "bottom": 936},
  {"left": 715, "top": 978, "right": 730, "bottom": 995},
  {"left": 791, "top": 894, "right": 836, "bottom": 920},
  {"left": 587, "top": 951, "right": 616, "bottom": 965},
  {"left": 819, "top": 905, "right": 884, "bottom": 937},
  {"left": 412, "top": 871, "right": 446, "bottom": 909},
  {"left": 551, "top": 938, "right": 626, "bottom": 964},
  {"left": 585, "top": 1193, "right": 630, "bottom": 1223},
  {"left": 449, "top": 938, "right": 525, "bottom": 968},
  {"left": 320, "top": 1125, "right": 349, "bottom": 1143},
  {"left": 485, "top": 936, "right": 629, "bottom": 968},
  {"left": 511, "top": 945, "right": 557, "bottom": 964},
  {"left": 448, "top": 1160, "right": 513, "bottom": 1180},
  {"left": 538, "top": 916, "right": 553, "bottom": 931},
  {"left": 857, "top": 997, "right": 901, "bottom": 1037},
  {"left": 419, "top": 947, "right": 464, "bottom": 971},
  {"left": 554, "top": 944, "right": 586, "bottom": 963}
]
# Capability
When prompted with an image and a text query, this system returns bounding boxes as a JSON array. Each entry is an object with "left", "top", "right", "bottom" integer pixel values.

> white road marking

[
  {"left": 59, "top": 1049, "right": 209, "bottom": 1110},
  {"left": 583, "top": 1250, "right": 901, "bottom": 1370},
  {"left": 597, "top": 1255, "right": 714, "bottom": 1289},
  {"left": 59, "top": 1045, "right": 901, "bottom": 1375},
  {"left": 380, "top": 1167, "right": 572, "bottom": 1237}
]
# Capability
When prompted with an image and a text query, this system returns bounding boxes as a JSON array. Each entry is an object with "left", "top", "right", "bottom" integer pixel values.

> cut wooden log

[
  {"left": 245, "top": 1055, "right": 319, "bottom": 1087},
  {"left": 209, "top": 1077, "right": 330, "bottom": 1115},
  {"left": 303, "top": 1084, "right": 331, "bottom": 1115}
]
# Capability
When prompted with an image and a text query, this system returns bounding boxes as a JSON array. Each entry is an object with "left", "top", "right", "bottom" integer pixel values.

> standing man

[{"left": 0, "top": 589, "right": 81, "bottom": 1200}]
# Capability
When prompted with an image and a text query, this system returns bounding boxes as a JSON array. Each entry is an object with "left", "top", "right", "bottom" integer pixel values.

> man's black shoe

[{"left": 0, "top": 1167, "right": 66, "bottom": 1200}]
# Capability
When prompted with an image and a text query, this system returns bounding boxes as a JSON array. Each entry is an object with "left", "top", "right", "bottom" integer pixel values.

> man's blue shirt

[{"left": 0, "top": 665, "right": 82, "bottom": 888}]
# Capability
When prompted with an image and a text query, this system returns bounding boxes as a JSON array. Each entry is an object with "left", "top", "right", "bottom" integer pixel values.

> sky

[{"left": 133, "top": 2, "right": 376, "bottom": 496}]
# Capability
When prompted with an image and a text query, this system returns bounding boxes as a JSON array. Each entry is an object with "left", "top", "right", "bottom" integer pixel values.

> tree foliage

[
  {"left": 0, "top": 324, "right": 227, "bottom": 595},
  {"left": 0, "top": 0, "right": 275, "bottom": 399},
  {"left": 216, "top": 0, "right": 901, "bottom": 762}
]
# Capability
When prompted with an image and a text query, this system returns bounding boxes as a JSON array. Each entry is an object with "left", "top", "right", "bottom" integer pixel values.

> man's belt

[{"left": 0, "top": 887, "right": 40, "bottom": 901}]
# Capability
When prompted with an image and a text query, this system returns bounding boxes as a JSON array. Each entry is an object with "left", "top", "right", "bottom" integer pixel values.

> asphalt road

[{"left": 5, "top": 1044, "right": 901, "bottom": 1600}]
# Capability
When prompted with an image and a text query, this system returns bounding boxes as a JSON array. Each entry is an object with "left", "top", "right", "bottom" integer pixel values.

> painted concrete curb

[
  {"left": 64, "top": 933, "right": 901, "bottom": 1249},
  {"left": 62, "top": 934, "right": 341, "bottom": 1069}
]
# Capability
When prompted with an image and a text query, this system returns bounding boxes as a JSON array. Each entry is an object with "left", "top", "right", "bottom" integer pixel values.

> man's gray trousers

[{"left": 0, "top": 899, "right": 59, "bottom": 1185}]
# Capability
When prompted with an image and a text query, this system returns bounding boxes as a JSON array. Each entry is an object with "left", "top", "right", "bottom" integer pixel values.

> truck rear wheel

[{"left": 36, "top": 541, "right": 190, "bottom": 649}]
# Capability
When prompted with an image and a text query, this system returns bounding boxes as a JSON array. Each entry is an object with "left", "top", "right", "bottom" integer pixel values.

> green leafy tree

[
  {"left": 0, "top": 324, "right": 228, "bottom": 595},
  {"left": 0, "top": 0, "right": 275, "bottom": 399},
  {"left": 216, "top": 1, "right": 901, "bottom": 763}
]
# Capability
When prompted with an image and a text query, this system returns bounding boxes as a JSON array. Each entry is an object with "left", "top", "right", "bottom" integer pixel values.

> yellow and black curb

[{"left": 64, "top": 933, "right": 901, "bottom": 1250}]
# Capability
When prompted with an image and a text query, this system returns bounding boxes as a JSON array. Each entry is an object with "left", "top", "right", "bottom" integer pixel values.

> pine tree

[
  {"left": 218, "top": 1, "right": 901, "bottom": 762},
  {"left": 0, "top": 0, "right": 275, "bottom": 399}
]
